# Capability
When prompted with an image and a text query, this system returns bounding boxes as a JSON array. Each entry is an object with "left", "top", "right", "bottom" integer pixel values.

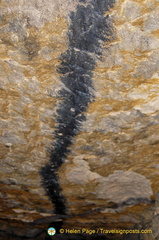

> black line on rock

[{"left": 40, "top": 0, "right": 115, "bottom": 216}]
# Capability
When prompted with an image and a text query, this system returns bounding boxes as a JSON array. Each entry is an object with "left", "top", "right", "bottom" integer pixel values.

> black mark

[{"left": 40, "top": 0, "right": 115, "bottom": 216}]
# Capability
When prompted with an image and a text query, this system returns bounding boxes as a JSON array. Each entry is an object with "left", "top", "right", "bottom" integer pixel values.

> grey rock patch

[
  {"left": 134, "top": 97, "right": 159, "bottom": 114},
  {"left": 122, "top": 0, "right": 142, "bottom": 21},
  {"left": 151, "top": 164, "right": 159, "bottom": 169},
  {"left": 118, "top": 215, "right": 141, "bottom": 224},
  {"left": 154, "top": 192, "right": 159, "bottom": 215},
  {"left": 134, "top": 51, "right": 159, "bottom": 79},
  {"left": 2, "top": 0, "right": 80, "bottom": 28},
  {"left": 99, "top": 156, "right": 112, "bottom": 166},
  {"left": 118, "top": 23, "right": 157, "bottom": 52},
  {"left": 144, "top": 6, "right": 159, "bottom": 33},
  {"left": 38, "top": 46, "right": 53, "bottom": 61},
  {"left": 96, "top": 170, "right": 153, "bottom": 204},
  {"left": 152, "top": 215, "right": 159, "bottom": 239},
  {"left": 66, "top": 156, "right": 101, "bottom": 185},
  {"left": 83, "top": 109, "right": 147, "bottom": 133}
]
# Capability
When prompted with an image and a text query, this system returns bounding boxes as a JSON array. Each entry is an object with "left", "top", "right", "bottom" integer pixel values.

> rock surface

[{"left": 0, "top": 0, "right": 159, "bottom": 239}]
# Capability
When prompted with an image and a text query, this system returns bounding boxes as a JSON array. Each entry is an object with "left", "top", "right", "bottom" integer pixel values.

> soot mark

[{"left": 40, "top": 0, "right": 115, "bottom": 215}]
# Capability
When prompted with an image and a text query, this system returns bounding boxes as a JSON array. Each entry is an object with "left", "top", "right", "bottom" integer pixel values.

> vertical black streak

[{"left": 40, "top": 0, "right": 115, "bottom": 215}]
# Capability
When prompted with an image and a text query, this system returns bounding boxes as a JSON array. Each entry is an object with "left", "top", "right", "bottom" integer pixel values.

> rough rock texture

[{"left": 0, "top": 0, "right": 159, "bottom": 239}]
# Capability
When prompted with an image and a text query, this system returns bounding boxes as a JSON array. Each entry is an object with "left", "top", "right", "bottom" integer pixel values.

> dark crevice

[{"left": 40, "top": 0, "right": 115, "bottom": 216}]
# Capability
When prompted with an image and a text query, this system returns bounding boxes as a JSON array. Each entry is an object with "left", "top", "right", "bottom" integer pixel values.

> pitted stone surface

[{"left": 0, "top": 0, "right": 159, "bottom": 239}]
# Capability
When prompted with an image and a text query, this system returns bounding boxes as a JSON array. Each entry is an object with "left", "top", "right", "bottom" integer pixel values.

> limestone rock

[{"left": 0, "top": 0, "right": 159, "bottom": 239}]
